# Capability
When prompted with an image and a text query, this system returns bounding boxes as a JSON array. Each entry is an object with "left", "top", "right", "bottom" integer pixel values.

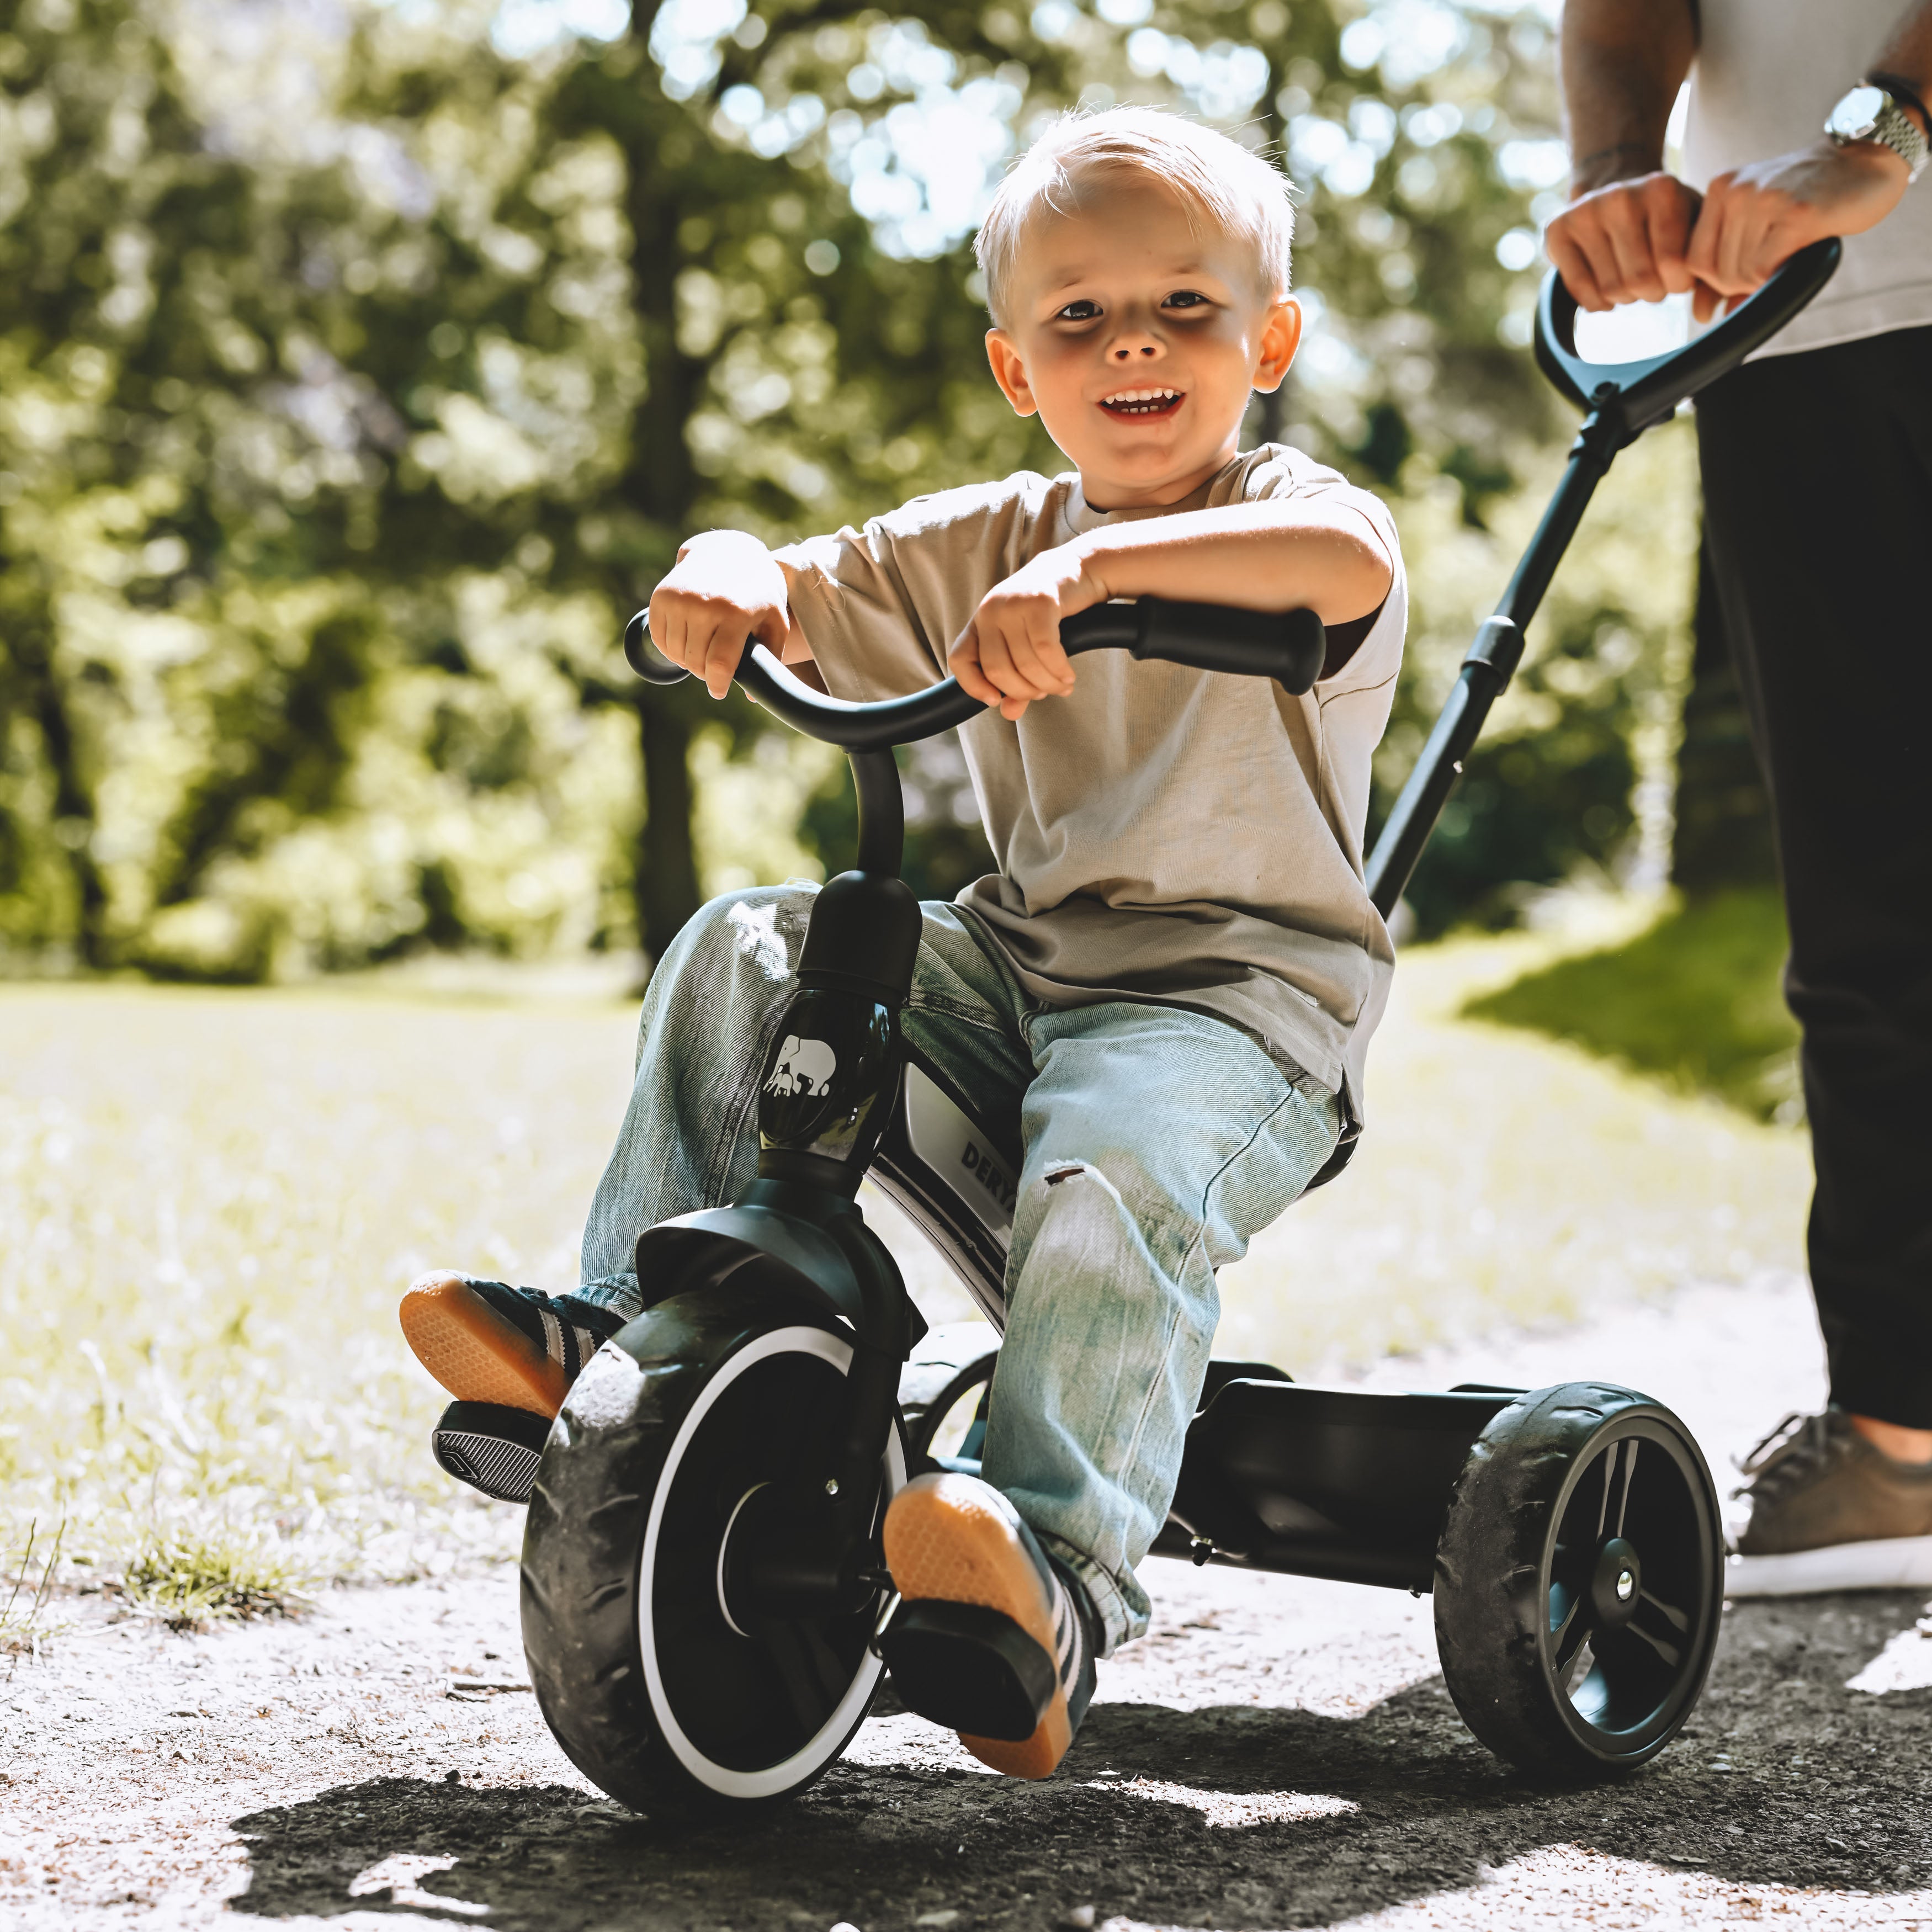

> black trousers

[{"left": 1697, "top": 325, "right": 1932, "bottom": 1428}]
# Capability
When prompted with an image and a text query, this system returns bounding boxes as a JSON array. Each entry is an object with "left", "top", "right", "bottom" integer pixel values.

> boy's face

[{"left": 985, "top": 172, "right": 1301, "bottom": 509}]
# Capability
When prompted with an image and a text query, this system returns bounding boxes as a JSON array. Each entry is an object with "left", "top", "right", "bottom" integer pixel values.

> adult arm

[
  {"left": 1549, "top": 1, "right": 1932, "bottom": 319},
  {"left": 1545, "top": 0, "right": 1701, "bottom": 311},
  {"left": 1687, "top": 4, "right": 1932, "bottom": 310}
]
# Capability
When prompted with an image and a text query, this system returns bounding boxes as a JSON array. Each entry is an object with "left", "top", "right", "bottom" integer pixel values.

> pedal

[
  {"left": 431, "top": 1400, "right": 551, "bottom": 1504},
  {"left": 875, "top": 1598, "right": 1056, "bottom": 1742}
]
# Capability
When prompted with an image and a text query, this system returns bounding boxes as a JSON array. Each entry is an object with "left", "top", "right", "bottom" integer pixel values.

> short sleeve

[
  {"left": 1227, "top": 444, "right": 1405, "bottom": 698},
  {"left": 771, "top": 473, "right": 1058, "bottom": 705}
]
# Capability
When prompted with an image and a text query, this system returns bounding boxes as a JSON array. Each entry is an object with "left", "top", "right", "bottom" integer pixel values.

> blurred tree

[
  {"left": 0, "top": 0, "right": 647, "bottom": 974},
  {"left": 546, "top": 0, "right": 1072, "bottom": 953},
  {"left": 0, "top": 0, "right": 1698, "bottom": 976}
]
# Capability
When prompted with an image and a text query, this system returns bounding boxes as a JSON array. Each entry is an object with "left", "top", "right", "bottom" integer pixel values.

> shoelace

[{"left": 1731, "top": 1409, "right": 1846, "bottom": 1504}]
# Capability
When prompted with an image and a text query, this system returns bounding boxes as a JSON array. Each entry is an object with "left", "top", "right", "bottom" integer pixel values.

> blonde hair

[{"left": 975, "top": 107, "right": 1296, "bottom": 329}]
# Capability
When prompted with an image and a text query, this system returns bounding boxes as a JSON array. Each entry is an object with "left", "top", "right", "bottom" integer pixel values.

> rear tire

[
  {"left": 898, "top": 1322, "right": 999, "bottom": 1465},
  {"left": 520, "top": 1285, "right": 904, "bottom": 1813},
  {"left": 1434, "top": 1382, "right": 1722, "bottom": 1779}
]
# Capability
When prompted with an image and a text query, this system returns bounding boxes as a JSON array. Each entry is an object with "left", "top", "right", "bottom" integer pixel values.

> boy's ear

[
  {"left": 1251, "top": 297, "right": 1303, "bottom": 395},
  {"left": 985, "top": 330, "right": 1038, "bottom": 417}
]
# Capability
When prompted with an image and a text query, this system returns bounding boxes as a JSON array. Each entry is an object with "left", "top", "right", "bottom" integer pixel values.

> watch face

[{"left": 1827, "top": 83, "right": 1886, "bottom": 140}]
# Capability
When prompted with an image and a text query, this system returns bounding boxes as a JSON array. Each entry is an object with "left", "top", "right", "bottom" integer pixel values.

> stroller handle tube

[
  {"left": 1364, "top": 238, "right": 1843, "bottom": 925},
  {"left": 622, "top": 599, "right": 1327, "bottom": 751}
]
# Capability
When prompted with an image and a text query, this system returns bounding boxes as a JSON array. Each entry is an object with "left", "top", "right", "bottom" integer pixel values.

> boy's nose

[{"left": 1110, "top": 338, "right": 1162, "bottom": 360}]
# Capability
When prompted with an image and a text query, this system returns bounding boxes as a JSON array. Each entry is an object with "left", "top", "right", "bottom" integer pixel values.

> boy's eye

[
  {"left": 1054, "top": 299, "right": 1101, "bottom": 321},
  {"left": 1164, "top": 289, "right": 1210, "bottom": 309}
]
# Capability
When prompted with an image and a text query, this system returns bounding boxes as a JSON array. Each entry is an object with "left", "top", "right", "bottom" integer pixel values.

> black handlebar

[
  {"left": 623, "top": 598, "right": 1327, "bottom": 751},
  {"left": 1534, "top": 236, "right": 1841, "bottom": 433}
]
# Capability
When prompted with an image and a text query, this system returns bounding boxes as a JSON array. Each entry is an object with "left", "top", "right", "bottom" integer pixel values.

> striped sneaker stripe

[{"left": 538, "top": 1305, "right": 566, "bottom": 1373}]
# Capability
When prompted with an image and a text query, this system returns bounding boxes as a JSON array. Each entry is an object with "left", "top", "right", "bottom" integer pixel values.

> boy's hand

[
  {"left": 648, "top": 531, "right": 789, "bottom": 700},
  {"left": 951, "top": 545, "right": 1103, "bottom": 723}
]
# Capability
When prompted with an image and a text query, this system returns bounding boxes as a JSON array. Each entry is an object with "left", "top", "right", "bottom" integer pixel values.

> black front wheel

[
  {"left": 1434, "top": 1382, "right": 1722, "bottom": 1779},
  {"left": 520, "top": 1285, "right": 904, "bottom": 1812}
]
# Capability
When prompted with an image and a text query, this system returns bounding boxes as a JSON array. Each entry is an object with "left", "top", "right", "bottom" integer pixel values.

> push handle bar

[
  {"left": 1535, "top": 236, "right": 1841, "bottom": 434},
  {"left": 623, "top": 598, "right": 1326, "bottom": 752}
]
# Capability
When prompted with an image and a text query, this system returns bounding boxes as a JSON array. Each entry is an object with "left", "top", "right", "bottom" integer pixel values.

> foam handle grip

[
  {"left": 1130, "top": 599, "right": 1326, "bottom": 696},
  {"left": 624, "top": 610, "right": 693, "bottom": 686}
]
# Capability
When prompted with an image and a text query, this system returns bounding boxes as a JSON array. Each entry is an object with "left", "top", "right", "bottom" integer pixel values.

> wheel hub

[{"left": 1591, "top": 1535, "right": 1642, "bottom": 1628}]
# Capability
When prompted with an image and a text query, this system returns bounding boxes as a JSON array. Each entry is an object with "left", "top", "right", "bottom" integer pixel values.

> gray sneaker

[{"left": 1727, "top": 1409, "right": 1932, "bottom": 1596}]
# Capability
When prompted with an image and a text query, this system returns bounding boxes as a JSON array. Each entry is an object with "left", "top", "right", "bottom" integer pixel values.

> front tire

[{"left": 520, "top": 1286, "right": 904, "bottom": 1813}]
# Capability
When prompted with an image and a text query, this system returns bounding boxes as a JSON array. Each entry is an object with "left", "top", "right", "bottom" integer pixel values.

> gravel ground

[{"left": 4, "top": 1271, "right": 1930, "bottom": 1932}]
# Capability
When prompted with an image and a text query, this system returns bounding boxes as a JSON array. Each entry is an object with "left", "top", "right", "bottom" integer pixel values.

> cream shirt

[
  {"left": 1686, "top": 0, "right": 1932, "bottom": 357},
  {"left": 775, "top": 445, "right": 1406, "bottom": 1124}
]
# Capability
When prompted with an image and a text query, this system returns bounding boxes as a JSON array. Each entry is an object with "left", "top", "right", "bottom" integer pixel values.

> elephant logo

[{"left": 763, "top": 1034, "right": 838, "bottom": 1098}]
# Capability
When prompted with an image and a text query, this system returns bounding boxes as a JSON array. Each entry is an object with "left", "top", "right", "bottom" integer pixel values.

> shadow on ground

[{"left": 230, "top": 1594, "right": 1932, "bottom": 1930}]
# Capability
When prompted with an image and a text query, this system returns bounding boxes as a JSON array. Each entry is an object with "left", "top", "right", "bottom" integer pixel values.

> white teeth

[{"left": 1102, "top": 388, "right": 1180, "bottom": 405}]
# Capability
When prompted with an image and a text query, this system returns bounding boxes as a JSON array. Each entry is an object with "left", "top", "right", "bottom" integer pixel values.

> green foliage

[
  {"left": 1379, "top": 422, "right": 1700, "bottom": 936},
  {"left": 0, "top": 0, "right": 645, "bottom": 975},
  {"left": 1463, "top": 887, "right": 1801, "bottom": 1121},
  {"left": 0, "top": 0, "right": 1698, "bottom": 974}
]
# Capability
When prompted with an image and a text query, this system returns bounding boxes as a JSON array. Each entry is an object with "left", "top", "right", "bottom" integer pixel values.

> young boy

[{"left": 401, "top": 107, "right": 1404, "bottom": 1780}]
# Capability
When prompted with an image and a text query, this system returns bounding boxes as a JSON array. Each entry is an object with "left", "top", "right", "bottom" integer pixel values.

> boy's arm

[
  {"left": 952, "top": 498, "right": 1394, "bottom": 721},
  {"left": 647, "top": 530, "right": 815, "bottom": 701}
]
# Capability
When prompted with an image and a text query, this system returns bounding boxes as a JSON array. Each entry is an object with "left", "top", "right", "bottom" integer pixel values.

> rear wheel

[
  {"left": 521, "top": 1286, "right": 903, "bottom": 1813},
  {"left": 1434, "top": 1382, "right": 1722, "bottom": 1779},
  {"left": 898, "top": 1322, "right": 999, "bottom": 1466}
]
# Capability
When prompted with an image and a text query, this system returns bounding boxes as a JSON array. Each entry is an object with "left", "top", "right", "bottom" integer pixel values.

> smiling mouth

[{"left": 1099, "top": 388, "right": 1183, "bottom": 419}]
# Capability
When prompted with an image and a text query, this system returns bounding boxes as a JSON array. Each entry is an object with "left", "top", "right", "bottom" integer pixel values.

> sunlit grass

[
  {"left": 1462, "top": 887, "right": 1800, "bottom": 1122},
  {"left": 121, "top": 1526, "right": 313, "bottom": 1630},
  {"left": 1218, "top": 916, "right": 1809, "bottom": 1376},
  {"left": 2, "top": 924, "right": 1813, "bottom": 1588},
  {"left": 1, "top": 979, "right": 641, "bottom": 1590},
  {"left": 2, "top": 1517, "right": 68, "bottom": 1657}
]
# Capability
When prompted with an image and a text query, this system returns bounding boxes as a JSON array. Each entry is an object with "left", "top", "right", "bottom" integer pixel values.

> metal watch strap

[
  {"left": 1867, "top": 71, "right": 1932, "bottom": 141},
  {"left": 1830, "top": 86, "right": 1930, "bottom": 182}
]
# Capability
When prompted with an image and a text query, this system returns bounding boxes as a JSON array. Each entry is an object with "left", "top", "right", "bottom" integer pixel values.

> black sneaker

[
  {"left": 878, "top": 1471, "right": 1098, "bottom": 1779},
  {"left": 431, "top": 1401, "right": 554, "bottom": 1504},
  {"left": 400, "top": 1272, "right": 625, "bottom": 1418}
]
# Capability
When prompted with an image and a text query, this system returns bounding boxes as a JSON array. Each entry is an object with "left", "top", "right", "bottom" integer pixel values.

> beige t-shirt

[{"left": 775, "top": 445, "right": 1406, "bottom": 1124}]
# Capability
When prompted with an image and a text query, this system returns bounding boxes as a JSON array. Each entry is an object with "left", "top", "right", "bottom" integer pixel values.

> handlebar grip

[
  {"left": 1128, "top": 598, "right": 1326, "bottom": 697},
  {"left": 1535, "top": 237, "right": 1841, "bottom": 428},
  {"left": 624, "top": 610, "right": 692, "bottom": 686}
]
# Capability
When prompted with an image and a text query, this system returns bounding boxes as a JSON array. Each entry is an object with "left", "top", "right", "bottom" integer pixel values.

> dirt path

[{"left": 5, "top": 1273, "right": 1930, "bottom": 1931}]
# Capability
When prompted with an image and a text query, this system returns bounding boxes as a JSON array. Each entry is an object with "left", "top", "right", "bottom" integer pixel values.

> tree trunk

[
  {"left": 615, "top": 7, "right": 713, "bottom": 963},
  {"left": 1670, "top": 527, "right": 1777, "bottom": 896},
  {"left": 17, "top": 619, "right": 109, "bottom": 967}
]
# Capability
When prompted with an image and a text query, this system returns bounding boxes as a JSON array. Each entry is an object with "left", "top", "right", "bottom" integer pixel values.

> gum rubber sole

[
  {"left": 883, "top": 1473, "right": 1070, "bottom": 1779},
  {"left": 1727, "top": 1531, "right": 1932, "bottom": 1597},
  {"left": 400, "top": 1273, "right": 567, "bottom": 1417}
]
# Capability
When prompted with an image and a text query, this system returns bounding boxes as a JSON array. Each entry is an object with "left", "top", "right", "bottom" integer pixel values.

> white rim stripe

[{"left": 638, "top": 1324, "right": 906, "bottom": 1800}]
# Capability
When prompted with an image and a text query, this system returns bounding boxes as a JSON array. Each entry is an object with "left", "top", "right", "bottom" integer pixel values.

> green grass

[
  {"left": 1, "top": 938, "right": 1812, "bottom": 1599},
  {"left": 2, "top": 1517, "right": 68, "bottom": 1657},
  {"left": 121, "top": 1527, "right": 312, "bottom": 1630},
  {"left": 1461, "top": 889, "right": 1801, "bottom": 1121},
  {"left": 0, "top": 981, "right": 645, "bottom": 1597}
]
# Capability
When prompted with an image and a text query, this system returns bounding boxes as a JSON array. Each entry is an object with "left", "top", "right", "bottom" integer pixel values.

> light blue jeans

[{"left": 578, "top": 886, "right": 1340, "bottom": 1652}]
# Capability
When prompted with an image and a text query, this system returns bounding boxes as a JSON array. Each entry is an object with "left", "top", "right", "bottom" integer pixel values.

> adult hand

[
  {"left": 1544, "top": 171, "right": 1708, "bottom": 311},
  {"left": 949, "top": 544, "right": 1100, "bottom": 723},
  {"left": 1687, "top": 140, "right": 1909, "bottom": 320},
  {"left": 647, "top": 531, "right": 790, "bottom": 699}
]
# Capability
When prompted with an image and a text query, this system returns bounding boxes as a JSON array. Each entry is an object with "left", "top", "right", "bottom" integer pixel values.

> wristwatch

[{"left": 1824, "top": 82, "right": 1929, "bottom": 182}]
